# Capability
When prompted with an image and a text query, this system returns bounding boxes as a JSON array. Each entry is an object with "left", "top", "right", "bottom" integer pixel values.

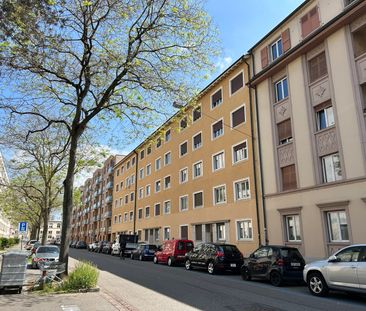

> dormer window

[{"left": 271, "top": 38, "right": 283, "bottom": 61}]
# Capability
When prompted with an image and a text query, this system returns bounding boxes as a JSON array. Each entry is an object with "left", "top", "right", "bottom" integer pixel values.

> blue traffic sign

[{"left": 19, "top": 222, "right": 27, "bottom": 232}]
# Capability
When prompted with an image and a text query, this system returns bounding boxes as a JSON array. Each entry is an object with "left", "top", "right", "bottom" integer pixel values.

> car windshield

[
  {"left": 217, "top": 245, "right": 240, "bottom": 255},
  {"left": 148, "top": 245, "right": 157, "bottom": 250},
  {"left": 186, "top": 242, "right": 193, "bottom": 252},
  {"left": 37, "top": 246, "right": 59, "bottom": 254},
  {"left": 280, "top": 248, "right": 303, "bottom": 261}
]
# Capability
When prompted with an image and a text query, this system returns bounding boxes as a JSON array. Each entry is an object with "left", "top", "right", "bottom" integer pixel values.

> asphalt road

[{"left": 70, "top": 249, "right": 366, "bottom": 311}]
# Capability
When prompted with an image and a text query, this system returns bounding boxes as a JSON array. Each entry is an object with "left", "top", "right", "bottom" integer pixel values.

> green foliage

[
  {"left": 0, "top": 237, "right": 19, "bottom": 250},
  {"left": 61, "top": 261, "right": 99, "bottom": 291}
]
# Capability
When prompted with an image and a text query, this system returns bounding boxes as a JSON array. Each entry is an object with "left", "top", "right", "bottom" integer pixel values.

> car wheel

[
  {"left": 207, "top": 261, "right": 216, "bottom": 274},
  {"left": 139, "top": 254, "right": 143, "bottom": 261},
  {"left": 307, "top": 272, "right": 329, "bottom": 297},
  {"left": 185, "top": 259, "right": 192, "bottom": 270},
  {"left": 270, "top": 270, "right": 283, "bottom": 287},
  {"left": 153, "top": 256, "right": 158, "bottom": 264},
  {"left": 241, "top": 267, "right": 251, "bottom": 281},
  {"left": 167, "top": 257, "right": 174, "bottom": 267},
  {"left": 130, "top": 253, "right": 134, "bottom": 259}
]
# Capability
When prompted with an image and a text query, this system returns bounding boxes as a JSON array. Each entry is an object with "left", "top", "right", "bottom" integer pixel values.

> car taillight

[
  {"left": 239, "top": 252, "right": 244, "bottom": 260},
  {"left": 215, "top": 251, "right": 224, "bottom": 258},
  {"left": 276, "top": 259, "right": 284, "bottom": 266}
]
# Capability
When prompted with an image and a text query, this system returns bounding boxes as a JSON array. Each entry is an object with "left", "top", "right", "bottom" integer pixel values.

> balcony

[
  {"left": 96, "top": 176, "right": 101, "bottom": 184},
  {"left": 93, "top": 191, "right": 98, "bottom": 198},
  {"left": 104, "top": 211, "right": 112, "bottom": 219},
  {"left": 106, "top": 182, "right": 113, "bottom": 190},
  {"left": 92, "top": 203, "right": 97, "bottom": 210},
  {"left": 98, "top": 188, "right": 102, "bottom": 195},
  {"left": 97, "top": 201, "right": 101, "bottom": 208},
  {"left": 106, "top": 195, "right": 113, "bottom": 204},
  {"left": 108, "top": 166, "right": 113, "bottom": 175},
  {"left": 92, "top": 216, "right": 98, "bottom": 222},
  {"left": 100, "top": 227, "right": 106, "bottom": 232}
]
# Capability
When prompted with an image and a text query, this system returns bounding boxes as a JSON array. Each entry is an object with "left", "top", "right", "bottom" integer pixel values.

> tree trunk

[
  {"left": 30, "top": 228, "right": 37, "bottom": 240},
  {"left": 41, "top": 209, "right": 49, "bottom": 245},
  {"left": 59, "top": 131, "right": 81, "bottom": 274}
]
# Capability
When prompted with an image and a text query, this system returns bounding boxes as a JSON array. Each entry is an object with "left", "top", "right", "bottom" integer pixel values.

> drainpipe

[
  {"left": 243, "top": 57, "right": 262, "bottom": 247},
  {"left": 133, "top": 150, "right": 139, "bottom": 236},
  {"left": 247, "top": 53, "right": 269, "bottom": 245}
]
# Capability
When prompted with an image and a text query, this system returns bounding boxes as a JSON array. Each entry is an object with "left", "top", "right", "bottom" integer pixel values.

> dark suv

[
  {"left": 241, "top": 245, "right": 305, "bottom": 286},
  {"left": 131, "top": 244, "right": 157, "bottom": 261},
  {"left": 185, "top": 243, "right": 243, "bottom": 274}
]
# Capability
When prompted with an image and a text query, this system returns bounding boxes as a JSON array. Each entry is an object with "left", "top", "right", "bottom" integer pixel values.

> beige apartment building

[
  {"left": 71, "top": 155, "right": 123, "bottom": 243},
  {"left": 111, "top": 58, "right": 264, "bottom": 256},
  {"left": 39, "top": 220, "right": 62, "bottom": 243},
  {"left": 249, "top": 0, "right": 366, "bottom": 261}
]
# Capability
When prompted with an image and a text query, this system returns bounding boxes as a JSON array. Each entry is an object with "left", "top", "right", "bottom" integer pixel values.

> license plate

[
  {"left": 291, "top": 262, "right": 300, "bottom": 267},
  {"left": 230, "top": 263, "right": 237, "bottom": 268}
]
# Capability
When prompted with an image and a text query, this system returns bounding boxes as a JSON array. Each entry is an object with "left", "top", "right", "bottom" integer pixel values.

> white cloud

[{"left": 215, "top": 56, "right": 233, "bottom": 72}]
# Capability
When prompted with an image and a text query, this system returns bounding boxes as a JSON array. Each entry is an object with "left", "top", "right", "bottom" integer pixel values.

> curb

[{"left": 29, "top": 286, "right": 100, "bottom": 295}]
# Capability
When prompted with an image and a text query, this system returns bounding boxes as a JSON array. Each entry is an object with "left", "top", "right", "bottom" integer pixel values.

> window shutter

[
  {"left": 277, "top": 119, "right": 292, "bottom": 144},
  {"left": 233, "top": 142, "right": 246, "bottom": 153},
  {"left": 282, "top": 165, "right": 297, "bottom": 191},
  {"left": 194, "top": 192, "right": 203, "bottom": 207},
  {"left": 212, "top": 89, "right": 222, "bottom": 105},
  {"left": 301, "top": 7, "right": 320, "bottom": 38},
  {"left": 231, "top": 73, "right": 244, "bottom": 94},
  {"left": 309, "top": 7, "right": 320, "bottom": 31},
  {"left": 193, "top": 133, "right": 201, "bottom": 146},
  {"left": 232, "top": 106, "right": 245, "bottom": 127},
  {"left": 261, "top": 47, "right": 269, "bottom": 68},
  {"left": 180, "top": 142, "right": 187, "bottom": 155},
  {"left": 195, "top": 225, "right": 202, "bottom": 241},
  {"left": 181, "top": 226, "right": 188, "bottom": 239},
  {"left": 281, "top": 28, "right": 291, "bottom": 52},
  {"left": 213, "top": 120, "right": 223, "bottom": 133}
]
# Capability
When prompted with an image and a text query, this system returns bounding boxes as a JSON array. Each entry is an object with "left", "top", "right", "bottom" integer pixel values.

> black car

[
  {"left": 96, "top": 240, "right": 107, "bottom": 253},
  {"left": 70, "top": 240, "right": 78, "bottom": 248},
  {"left": 102, "top": 242, "right": 113, "bottom": 254},
  {"left": 185, "top": 243, "right": 243, "bottom": 274},
  {"left": 130, "top": 244, "right": 157, "bottom": 261},
  {"left": 241, "top": 245, "right": 305, "bottom": 286},
  {"left": 75, "top": 240, "right": 87, "bottom": 249}
]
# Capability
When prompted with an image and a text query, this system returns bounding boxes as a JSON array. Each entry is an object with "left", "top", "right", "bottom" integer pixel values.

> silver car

[
  {"left": 303, "top": 244, "right": 366, "bottom": 296},
  {"left": 31, "top": 245, "right": 60, "bottom": 269}
]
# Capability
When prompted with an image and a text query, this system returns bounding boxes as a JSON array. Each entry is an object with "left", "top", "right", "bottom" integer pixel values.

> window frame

[
  {"left": 163, "top": 200, "right": 171, "bottom": 215},
  {"left": 179, "top": 140, "right": 188, "bottom": 158},
  {"left": 179, "top": 194, "right": 189, "bottom": 212},
  {"left": 155, "top": 157, "right": 162, "bottom": 171},
  {"left": 274, "top": 76, "right": 289, "bottom": 103},
  {"left": 233, "top": 178, "right": 251, "bottom": 201},
  {"left": 164, "top": 151, "right": 171, "bottom": 166},
  {"left": 211, "top": 118, "right": 224, "bottom": 140},
  {"left": 321, "top": 153, "right": 342, "bottom": 183},
  {"left": 164, "top": 175, "right": 171, "bottom": 189},
  {"left": 145, "top": 184, "right": 151, "bottom": 197},
  {"left": 193, "top": 190, "right": 204, "bottom": 209},
  {"left": 270, "top": 37, "right": 283, "bottom": 61},
  {"left": 230, "top": 104, "right": 246, "bottom": 129},
  {"left": 326, "top": 210, "right": 349, "bottom": 242},
  {"left": 192, "top": 131, "right": 203, "bottom": 150},
  {"left": 213, "top": 184, "right": 227, "bottom": 205},
  {"left": 192, "top": 104, "right": 202, "bottom": 122},
  {"left": 284, "top": 214, "right": 302, "bottom": 242},
  {"left": 179, "top": 167, "right": 188, "bottom": 184},
  {"left": 165, "top": 128, "right": 171, "bottom": 142},
  {"left": 155, "top": 180, "right": 161, "bottom": 193},
  {"left": 210, "top": 87, "right": 223, "bottom": 110},
  {"left": 212, "top": 150, "right": 225, "bottom": 172},
  {"left": 180, "top": 116, "right": 188, "bottom": 131},
  {"left": 236, "top": 219, "right": 253, "bottom": 241},
  {"left": 163, "top": 226, "right": 171, "bottom": 240},
  {"left": 192, "top": 160, "right": 203, "bottom": 179},
  {"left": 229, "top": 71, "right": 244, "bottom": 96},
  {"left": 232, "top": 140, "right": 248, "bottom": 164}
]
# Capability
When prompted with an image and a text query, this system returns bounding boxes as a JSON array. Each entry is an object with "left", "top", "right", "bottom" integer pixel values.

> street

[{"left": 70, "top": 249, "right": 366, "bottom": 311}]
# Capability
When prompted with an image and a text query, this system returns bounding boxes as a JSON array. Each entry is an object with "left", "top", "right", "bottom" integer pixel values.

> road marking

[{"left": 60, "top": 305, "right": 81, "bottom": 311}]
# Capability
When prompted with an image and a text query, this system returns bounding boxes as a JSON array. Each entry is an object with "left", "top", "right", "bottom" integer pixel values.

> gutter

[{"left": 133, "top": 150, "right": 138, "bottom": 235}]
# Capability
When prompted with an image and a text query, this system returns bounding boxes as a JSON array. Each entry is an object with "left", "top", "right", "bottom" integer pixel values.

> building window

[
  {"left": 164, "top": 200, "right": 171, "bottom": 214},
  {"left": 321, "top": 153, "right": 342, "bottom": 183},
  {"left": 147, "top": 145, "right": 152, "bottom": 155},
  {"left": 146, "top": 164, "right": 151, "bottom": 176},
  {"left": 164, "top": 227, "right": 170, "bottom": 240},
  {"left": 211, "top": 89, "right": 222, "bottom": 109},
  {"left": 156, "top": 137, "right": 162, "bottom": 148},
  {"left": 285, "top": 215, "right": 301, "bottom": 242},
  {"left": 301, "top": 6, "right": 320, "bottom": 38},
  {"left": 126, "top": 161, "right": 130, "bottom": 169},
  {"left": 165, "top": 129, "right": 171, "bottom": 142},
  {"left": 281, "top": 165, "right": 297, "bottom": 191},
  {"left": 326, "top": 211, "right": 349, "bottom": 242},
  {"left": 155, "top": 180, "right": 161, "bottom": 192},
  {"left": 236, "top": 220, "right": 253, "bottom": 240},
  {"left": 195, "top": 225, "right": 202, "bottom": 241},
  {"left": 140, "top": 150, "right": 145, "bottom": 160},
  {"left": 138, "top": 209, "right": 143, "bottom": 220},
  {"left": 155, "top": 157, "right": 161, "bottom": 171},
  {"left": 193, "top": 161, "right": 203, "bottom": 178},
  {"left": 125, "top": 195, "right": 128, "bottom": 204},
  {"left": 193, "top": 132, "right": 202, "bottom": 150},
  {"left": 213, "top": 185, "right": 226, "bottom": 205},
  {"left": 180, "top": 225, "right": 188, "bottom": 239},
  {"left": 193, "top": 191, "right": 203, "bottom": 208},
  {"left": 118, "top": 214, "right": 121, "bottom": 223},
  {"left": 216, "top": 223, "right": 225, "bottom": 240},
  {"left": 213, "top": 151, "right": 225, "bottom": 171},
  {"left": 138, "top": 188, "right": 143, "bottom": 199},
  {"left": 164, "top": 175, "right": 171, "bottom": 189},
  {"left": 145, "top": 206, "right": 150, "bottom": 218},
  {"left": 277, "top": 119, "right": 292, "bottom": 145},
  {"left": 116, "top": 184, "right": 119, "bottom": 192},
  {"left": 193, "top": 106, "right": 201, "bottom": 122},
  {"left": 275, "top": 77, "right": 288, "bottom": 102},
  {"left": 233, "top": 141, "right": 248, "bottom": 163},
  {"left": 124, "top": 213, "right": 128, "bottom": 222},
  {"left": 230, "top": 72, "right": 244, "bottom": 95},
  {"left": 180, "top": 195, "right": 188, "bottom": 211},
  {"left": 180, "top": 168, "right": 188, "bottom": 184},
  {"left": 139, "top": 168, "right": 144, "bottom": 180},
  {"left": 308, "top": 52, "right": 327, "bottom": 83},
  {"left": 316, "top": 102, "right": 334, "bottom": 131},
  {"left": 180, "top": 117, "right": 187, "bottom": 131},
  {"left": 164, "top": 152, "right": 171, "bottom": 166},
  {"left": 116, "top": 169, "right": 120, "bottom": 176},
  {"left": 155, "top": 203, "right": 161, "bottom": 216},
  {"left": 130, "top": 192, "right": 134, "bottom": 202},
  {"left": 212, "top": 119, "right": 223, "bottom": 139},
  {"left": 129, "top": 211, "right": 133, "bottom": 222},
  {"left": 131, "top": 157, "right": 136, "bottom": 166},
  {"left": 231, "top": 106, "right": 245, "bottom": 128},
  {"left": 271, "top": 37, "right": 283, "bottom": 61},
  {"left": 180, "top": 141, "right": 188, "bottom": 157},
  {"left": 234, "top": 178, "right": 250, "bottom": 201},
  {"left": 146, "top": 184, "right": 151, "bottom": 196}
]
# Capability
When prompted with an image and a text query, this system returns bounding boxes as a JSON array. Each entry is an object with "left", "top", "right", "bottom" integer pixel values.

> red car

[{"left": 153, "top": 239, "right": 194, "bottom": 266}]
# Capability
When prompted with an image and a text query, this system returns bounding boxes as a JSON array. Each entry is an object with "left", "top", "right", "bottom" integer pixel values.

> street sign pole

[{"left": 18, "top": 222, "right": 28, "bottom": 251}]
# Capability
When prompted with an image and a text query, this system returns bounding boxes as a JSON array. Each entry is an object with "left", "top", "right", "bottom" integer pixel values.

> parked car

[
  {"left": 31, "top": 242, "right": 42, "bottom": 255},
  {"left": 96, "top": 241, "right": 108, "bottom": 253},
  {"left": 111, "top": 240, "right": 120, "bottom": 255},
  {"left": 154, "top": 239, "right": 193, "bottom": 266},
  {"left": 303, "top": 244, "right": 366, "bottom": 297},
  {"left": 131, "top": 244, "right": 158, "bottom": 261},
  {"left": 241, "top": 245, "right": 305, "bottom": 286},
  {"left": 117, "top": 234, "right": 139, "bottom": 257},
  {"left": 102, "top": 242, "right": 113, "bottom": 254},
  {"left": 185, "top": 243, "right": 243, "bottom": 274},
  {"left": 31, "top": 245, "right": 60, "bottom": 269},
  {"left": 70, "top": 240, "right": 78, "bottom": 248},
  {"left": 88, "top": 241, "right": 98, "bottom": 251},
  {"left": 25, "top": 240, "right": 38, "bottom": 251},
  {"left": 75, "top": 241, "right": 87, "bottom": 249}
]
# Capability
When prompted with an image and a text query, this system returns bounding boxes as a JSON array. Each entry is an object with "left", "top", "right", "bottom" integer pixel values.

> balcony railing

[
  {"left": 108, "top": 226, "right": 112, "bottom": 233},
  {"left": 106, "top": 195, "right": 113, "bottom": 203},
  {"left": 100, "top": 227, "right": 106, "bottom": 232},
  {"left": 108, "top": 166, "right": 113, "bottom": 175},
  {"left": 106, "top": 182, "right": 113, "bottom": 190},
  {"left": 104, "top": 211, "right": 112, "bottom": 219}
]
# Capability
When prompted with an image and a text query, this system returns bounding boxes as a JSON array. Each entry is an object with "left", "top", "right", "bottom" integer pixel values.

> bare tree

[{"left": 0, "top": 0, "right": 218, "bottom": 273}]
